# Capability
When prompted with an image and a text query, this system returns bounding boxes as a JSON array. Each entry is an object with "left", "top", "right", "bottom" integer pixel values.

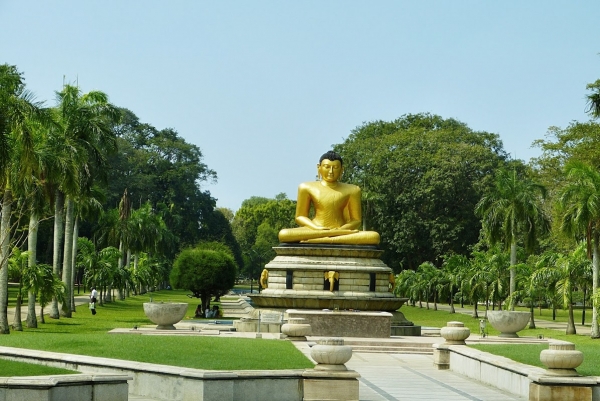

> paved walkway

[{"left": 292, "top": 338, "right": 526, "bottom": 401}]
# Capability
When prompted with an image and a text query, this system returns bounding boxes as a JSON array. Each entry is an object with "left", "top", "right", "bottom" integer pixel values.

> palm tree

[
  {"left": 0, "top": 64, "right": 51, "bottom": 333},
  {"left": 440, "top": 255, "right": 469, "bottom": 314},
  {"left": 51, "top": 84, "right": 119, "bottom": 317},
  {"left": 558, "top": 160, "right": 600, "bottom": 338},
  {"left": 586, "top": 79, "right": 600, "bottom": 119},
  {"left": 35, "top": 264, "right": 65, "bottom": 324},
  {"left": 8, "top": 248, "right": 28, "bottom": 331},
  {"left": 475, "top": 168, "right": 550, "bottom": 307},
  {"left": 395, "top": 269, "right": 419, "bottom": 307}
]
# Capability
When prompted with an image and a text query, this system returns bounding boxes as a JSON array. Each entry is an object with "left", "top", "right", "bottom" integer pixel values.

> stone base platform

[
  {"left": 249, "top": 245, "right": 407, "bottom": 312},
  {"left": 287, "top": 309, "right": 392, "bottom": 338}
]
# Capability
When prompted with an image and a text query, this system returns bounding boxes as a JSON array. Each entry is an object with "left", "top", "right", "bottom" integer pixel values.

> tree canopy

[
  {"left": 170, "top": 243, "right": 237, "bottom": 311},
  {"left": 333, "top": 113, "right": 507, "bottom": 270}
]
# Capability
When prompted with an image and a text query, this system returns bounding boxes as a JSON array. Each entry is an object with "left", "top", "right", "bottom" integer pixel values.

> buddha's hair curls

[{"left": 319, "top": 151, "right": 343, "bottom": 166}]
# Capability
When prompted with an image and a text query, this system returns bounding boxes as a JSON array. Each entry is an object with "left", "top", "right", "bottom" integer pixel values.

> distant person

[
  {"left": 89, "top": 299, "right": 96, "bottom": 315},
  {"left": 90, "top": 287, "right": 98, "bottom": 303},
  {"left": 194, "top": 305, "right": 202, "bottom": 318}
]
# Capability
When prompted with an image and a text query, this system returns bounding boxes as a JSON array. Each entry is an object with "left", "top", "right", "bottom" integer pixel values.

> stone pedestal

[
  {"left": 249, "top": 245, "right": 407, "bottom": 312},
  {"left": 303, "top": 338, "right": 359, "bottom": 401},
  {"left": 540, "top": 342, "right": 584, "bottom": 377},
  {"left": 440, "top": 321, "right": 470, "bottom": 345},
  {"left": 303, "top": 369, "right": 360, "bottom": 401}
]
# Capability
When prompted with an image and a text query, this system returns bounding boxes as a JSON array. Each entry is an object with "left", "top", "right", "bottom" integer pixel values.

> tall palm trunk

[
  {"left": 529, "top": 303, "right": 536, "bottom": 329},
  {"left": 566, "top": 292, "right": 576, "bottom": 335},
  {"left": 12, "top": 284, "right": 22, "bottom": 331},
  {"left": 0, "top": 189, "right": 13, "bottom": 333},
  {"left": 591, "top": 231, "right": 600, "bottom": 338},
  {"left": 70, "top": 215, "right": 79, "bottom": 312},
  {"left": 509, "top": 241, "right": 517, "bottom": 310},
  {"left": 60, "top": 197, "right": 74, "bottom": 317},
  {"left": 50, "top": 190, "right": 64, "bottom": 319},
  {"left": 26, "top": 212, "right": 39, "bottom": 328}
]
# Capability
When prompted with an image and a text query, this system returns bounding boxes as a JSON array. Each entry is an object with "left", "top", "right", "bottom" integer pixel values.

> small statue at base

[
  {"left": 260, "top": 269, "right": 269, "bottom": 289},
  {"left": 278, "top": 151, "right": 380, "bottom": 245}
]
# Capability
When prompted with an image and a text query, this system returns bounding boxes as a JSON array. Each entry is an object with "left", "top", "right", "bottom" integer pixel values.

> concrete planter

[
  {"left": 143, "top": 302, "right": 188, "bottom": 330},
  {"left": 440, "top": 321, "right": 470, "bottom": 345},
  {"left": 486, "top": 311, "right": 530, "bottom": 338},
  {"left": 281, "top": 318, "right": 311, "bottom": 340},
  {"left": 540, "top": 342, "right": 584, "bottom": 376},
  {"left": 310, "top": 338, "right": 352, "bottom": 371}
]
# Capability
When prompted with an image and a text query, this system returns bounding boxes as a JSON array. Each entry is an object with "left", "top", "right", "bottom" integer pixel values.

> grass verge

[{"left": 0, "top": 290, "right": 313, "bottom": 372}]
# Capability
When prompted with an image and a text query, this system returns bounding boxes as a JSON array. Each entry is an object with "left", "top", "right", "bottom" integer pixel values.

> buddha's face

[{"left": 318, "top": 159, "right": 343, "bottom": 183}]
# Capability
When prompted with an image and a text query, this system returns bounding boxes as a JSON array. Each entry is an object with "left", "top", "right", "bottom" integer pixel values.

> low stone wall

[
  {"left": 0, "top": 346, "right": 358, "bottom": 401},
  {"left": 435, "top": 344, "right": 600, "bottom": 401},
  {"left": 0, "top": 373, "right": 130, "bottom": 401}
]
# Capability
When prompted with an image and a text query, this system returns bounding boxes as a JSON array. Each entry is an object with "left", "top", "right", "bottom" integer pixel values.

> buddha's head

[{"left": 318, "top": 151, "right": 343, "bottom": 183}]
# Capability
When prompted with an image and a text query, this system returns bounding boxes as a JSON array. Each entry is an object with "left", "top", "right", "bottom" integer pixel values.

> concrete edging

[{"left": 436, "top": 344, "right": 600, "bottom": 400}]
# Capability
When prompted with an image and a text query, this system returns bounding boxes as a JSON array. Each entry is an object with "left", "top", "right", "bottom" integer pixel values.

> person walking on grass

[{"left": 90, "top": 287, "right": 98, "bottom": 315}]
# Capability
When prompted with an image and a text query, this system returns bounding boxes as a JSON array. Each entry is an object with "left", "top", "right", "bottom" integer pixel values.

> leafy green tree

[
  {"left": 170, "top": 242, "right": 237, "bottom": 312},
  {"left": 558, "top": 160, "right": 600, "bottom": 338},
  {"left": 475, "top": 168, "right": 550, "bottom": 305},
  {"left": 333, "top": 113, "right": 507, "bottom": 270},
  {"left": 106, "top": 114, "right": 217, "bottom": 254},
  {"left": 232, "top": 195, "right": 295, "bottom": 279}
]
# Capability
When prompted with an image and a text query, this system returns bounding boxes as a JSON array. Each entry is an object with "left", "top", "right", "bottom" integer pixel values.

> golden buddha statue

[{"left": 278, "top": 151, "right": 380, "bottom": 245}]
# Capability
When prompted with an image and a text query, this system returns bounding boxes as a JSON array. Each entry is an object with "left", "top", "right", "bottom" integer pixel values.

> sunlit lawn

[
  {"left": 0, "top": 289, "right": 313, "bottom": 373},
  {"left": 402, "top": 304, "right": 600, "bottom": 376}
]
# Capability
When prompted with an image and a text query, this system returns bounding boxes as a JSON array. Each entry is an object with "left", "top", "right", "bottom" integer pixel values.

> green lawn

[
  {"left": 0, "top": 289, "right": 313, "bottom": 373},
  {"left": 0, "top": 359, "right": 77, "bottom": 376},
  {"left": 402, "top": 304, "right": 600, "bottom": 376}
]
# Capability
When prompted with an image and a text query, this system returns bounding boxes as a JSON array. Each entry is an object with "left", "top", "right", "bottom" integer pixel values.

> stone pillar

[
  {"left": 303, "top": 338, "right": 360, "bottom": 401},
  {"left": 433, "top": 343, "right": 450, "bottom": 370},
  {"left": 433, "top": 321, "right": 470, "bottom": 370},
  {"left": 529, "top": 341, "right": 592, "bottom": 401}
]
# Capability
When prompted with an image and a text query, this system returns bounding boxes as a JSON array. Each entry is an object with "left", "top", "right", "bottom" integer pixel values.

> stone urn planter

[
  {"left": 281, "top": 317, "right": 311, "bottom": 340},
  {"left": 143, "top": 302, "right": 188, "bottom": 330},
  {"left": 310, "top": 338, "right": 352, "bottom": 371},
  {"left": 440, "top": 321, "right": 470, "bottom": 345},
  {"left": 486, "top": 310, "right": 530, "bottom": 338},
  {"left": 540, "top": 342, "right": 584, "bottom": 376}
]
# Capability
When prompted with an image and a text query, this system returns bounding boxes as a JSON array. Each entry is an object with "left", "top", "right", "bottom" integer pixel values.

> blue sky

[{"left": 2, "top": 1, "right": 598, "bottom": 211}]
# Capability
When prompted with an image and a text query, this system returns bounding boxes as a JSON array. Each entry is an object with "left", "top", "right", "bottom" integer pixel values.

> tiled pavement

[
  {"left": 347, "top": 352, "right": 525, "bottom": 401},
  {"left": 292, "top": 340, "right": 527, "bottom": 401}
]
